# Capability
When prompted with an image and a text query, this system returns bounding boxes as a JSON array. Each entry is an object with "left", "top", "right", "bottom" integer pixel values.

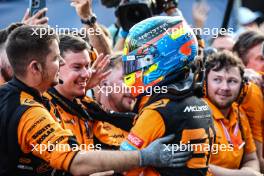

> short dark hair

[
  {"left": 59, "top": 34, "right": 89, "bottom": 57},
  {"left": 0, "top": 30, "right": 8, "bottom": 47},
  {"left": 233, "top": 30, "right": 264, "bottom": 65},
  {"left": 6, "top": 25, "right": 59, "bottom": 77},
  {"left": 0, "top": 23, "right": 24, "bottom": 46},
  {"left": 0, "top": 23, "right": 24, "bottom": 82},
  {"left": 205, "top": 50, "right": 245, "bottom": 78}
]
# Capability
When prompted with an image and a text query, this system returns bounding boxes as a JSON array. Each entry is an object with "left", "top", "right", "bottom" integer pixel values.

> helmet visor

[{"left": 122, "top": 54, "right": 155, "bottom": 75}]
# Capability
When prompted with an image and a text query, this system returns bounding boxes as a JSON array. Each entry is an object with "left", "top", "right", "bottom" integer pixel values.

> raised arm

[{"left": 71, "top": 0, "right": 112, "bottom": 55}]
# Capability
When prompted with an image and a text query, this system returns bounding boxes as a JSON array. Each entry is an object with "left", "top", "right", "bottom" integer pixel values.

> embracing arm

[
  {"left": 69, "top": 150, "right": 139, "bottom": 175},
  {"left": 209, "top": 152, "right": 261, "bottom": 176}
]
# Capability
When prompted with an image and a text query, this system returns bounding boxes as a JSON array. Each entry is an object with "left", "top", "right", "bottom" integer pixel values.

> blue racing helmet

[{"left": 122, "top": 16, "right": 198, "bottom": 97}]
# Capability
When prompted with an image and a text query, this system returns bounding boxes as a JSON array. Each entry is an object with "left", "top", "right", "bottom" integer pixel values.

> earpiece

[{"left": 59, "top": 79, "right": 64, "bottom": 84}]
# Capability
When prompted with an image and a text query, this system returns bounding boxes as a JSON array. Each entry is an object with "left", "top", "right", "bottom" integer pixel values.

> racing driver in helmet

[{"left": 120, "top": 16, "right": 215, "bottom": 176}]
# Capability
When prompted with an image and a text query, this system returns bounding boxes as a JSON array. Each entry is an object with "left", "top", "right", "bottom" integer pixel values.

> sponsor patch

[
  {"left": 19, "top": 157, "right": 31, "bottom": 164},
  {"left": 36, "top": 128, "right": 55, "bottom": 144},
  {"left": 120, "top": 141, "right": 137, "bottom": 151},
  {"left": 102, "top": 124, "right": 112, "bottom": 131},
  {"left": 22, "top": 98, "right": 41, "bottom": 107},
  {"left": 183, "top": 105, "right": 209, "bottom": 112},
  {"left": 110, "top": 134, "right": 125, "bottom": 139},
  {"left": 146, "top": 99, "right": 168, "bottom": 109},
  {"left": 28, "top": 116, "right": 46, "bottom": 133},
  {"left": 127, "top": 133, "right": 144, "bottom": 148},
  {"left": 32, "top": 124, "right": 51, "bottom": 139},
  {"left": 36, "top": 162, "right": 52, "bottom": 173}
]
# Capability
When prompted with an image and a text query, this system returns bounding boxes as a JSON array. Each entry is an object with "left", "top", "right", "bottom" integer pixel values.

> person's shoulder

[
  {"left": 246, "top": 81, "right": 262, "bottom": 93},
  {"left": 0, "top": 81, "right": 15, "bottom": 96},
  {"left": 248, "top": 82, "right": 262, "bottom": 94},
  {"left": 80, "top": 95, "right": 96, "bottom": 104},
  {"left": 143, "top": 98, "right": 170, "bottom": 111},
  {"left": 233, "top": 104, "right": 248, "bottom": 121},
  {"left": 242, "top": 81, "right": 263, "bottom": 104},
  {"left": 43, "top": 91, "right": 53, "bottom": 100},
  {"left": 20, "top": 91, "right": 45, "bottom": 108}
]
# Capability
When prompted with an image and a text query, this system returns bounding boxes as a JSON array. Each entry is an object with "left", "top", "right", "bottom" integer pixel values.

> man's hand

[
  {"left": 140, "top": 134, "right": 192, "bottom": 168},
  {"left": 71, "top": 0, "right": 93, "bottom": 19},
  {"left": 86, "top": 54, "right": 111, "bottom": 89},
  {"left": 22, "top": 8, "right": 48, "bottom": 25},
  {"left": 192, "top": 1, "right": 209, "bottom": 28}
]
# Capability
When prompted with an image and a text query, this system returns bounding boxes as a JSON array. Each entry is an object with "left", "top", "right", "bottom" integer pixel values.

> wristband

[{"left": 81, "top": 14, "right": 97, "bottom": 26}]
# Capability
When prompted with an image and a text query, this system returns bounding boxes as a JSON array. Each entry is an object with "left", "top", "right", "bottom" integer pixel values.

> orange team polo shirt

[
  {"left": 49, "top": 104, "right": 94, "bottom": 148},
  {"left": 240, "top": 82, "right": 264, "bottom": 143},
  {"left": 43, "top": 92, "right": 94, "bottom": 148},
  {"left": 259, "top": 72, "right": 264, "bottom": 154},
  {"left": 18, "top": 105, "right": 78, "bottom": 171},
  {"left": 204, "top": 98, "right": 256, "bottom": 169}
]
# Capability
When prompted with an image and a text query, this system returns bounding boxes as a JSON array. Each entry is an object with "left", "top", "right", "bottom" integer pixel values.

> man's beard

[
  {"left": 42, "top": 70, "right": 59, "bottom": 88},
  {"left": 50, "top": 79, "right": 59, "bottom": 87},
  {"left": 215, "top": 100, "right": 233, "bottom": 109},
  {"left": 109, "top": 94, "right": 133, "bottom": 112},
  {"left": 209, "top": 96, "right": 234, "bottom": 110}
]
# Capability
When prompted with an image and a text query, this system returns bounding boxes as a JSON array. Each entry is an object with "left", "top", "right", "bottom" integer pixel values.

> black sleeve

[{"left": 83, "top": 101, "right": 136, "bottom": 131}]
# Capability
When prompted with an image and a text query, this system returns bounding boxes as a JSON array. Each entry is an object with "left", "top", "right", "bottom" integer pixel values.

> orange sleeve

[
  {"left": 18, "top": 107, "right": 78, "bottom": 171},
  {"left": 241, "top": 83, "right": 263, "bottom": 142},
  {"left": 120, "top": 109, "right": 165, "bottom": 176},
  {"left": 122, "top": 109, "right": 166, "bottom": 150},
  {"left": 240, "top": 109, "right": 257, "bottom": 154},
  {"left": 93, "top": 121, "right": 128, "bottom": 146}
]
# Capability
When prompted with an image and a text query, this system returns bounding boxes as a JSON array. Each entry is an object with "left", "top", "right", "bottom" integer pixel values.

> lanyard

[
  {"left": 84, "top": 120, "right": 93, "bottom": 139},
  {"left": 219, "top": 120, "right": 239, "bottom": 144},
  {"left": 48, "top": 89, "right": 93, "bottom": 138}
]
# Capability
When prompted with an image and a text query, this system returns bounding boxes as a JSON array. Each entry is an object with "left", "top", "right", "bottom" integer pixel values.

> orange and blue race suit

[{"left": 121, "top": 92, "right": 214, "bottom": 176}]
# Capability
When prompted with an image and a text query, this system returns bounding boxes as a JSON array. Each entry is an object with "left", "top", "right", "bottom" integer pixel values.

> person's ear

[{"left": 29, "top": 60, "right": 42, "bottom": 74}]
